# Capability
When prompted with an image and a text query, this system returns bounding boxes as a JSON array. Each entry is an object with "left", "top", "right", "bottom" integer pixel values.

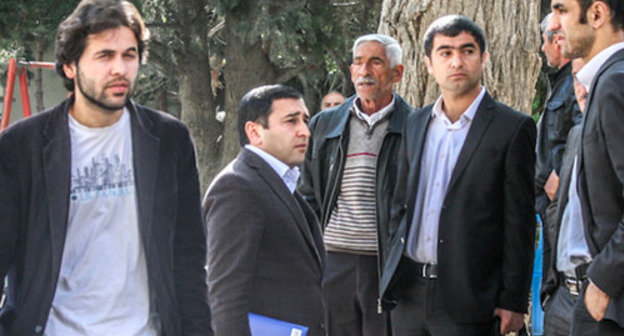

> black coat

[
  {"left": 381, "top": 93, "right": 537, "bottom": 323},
  {"left": 203, "top": 148, "right": 325, "bottom": 336},
  {"left": 535, "top": 61, "right": 582, "bottom": 190},
  {"left": 0, "top": 98, "right": 212, "bottom": 335},
  {"left": 578, "top": 48, "right": 624, "bottom": 327}
]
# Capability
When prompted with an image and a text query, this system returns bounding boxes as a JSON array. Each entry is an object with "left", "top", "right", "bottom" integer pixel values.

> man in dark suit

[
  {"left": 0, "top": 0, "right": 212, "bottom": 335},
  {"left": 380, "top": 15, "right": 536, "bottom": 336},
  {"left": 550, "top": 0, "right": 624, "bottom": 334},
  {"left": 203, "top": 85, "right": 325, "bottom": 336}
]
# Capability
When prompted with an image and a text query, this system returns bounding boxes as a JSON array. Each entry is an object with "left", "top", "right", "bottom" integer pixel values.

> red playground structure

[{"left": 1, "top": 58, "right": 55, "bottom": 132}]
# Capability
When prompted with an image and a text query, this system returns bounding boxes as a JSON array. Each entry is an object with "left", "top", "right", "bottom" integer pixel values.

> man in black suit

[
  {"left": 0, "top": 0, "right": 212, "bottom": 334},
  {"left": 380, "top": 15, "right": 536, "bottom": 336},
  {"left": 203, "top": 85, "right": 325, "bottom": 336},
  {"left": 550, "top": 0, "right": 624, "bottom": 334}
]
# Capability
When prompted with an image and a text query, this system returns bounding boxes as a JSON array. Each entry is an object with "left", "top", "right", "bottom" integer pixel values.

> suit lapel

[
  {"left": 405, "top": 109, "right": 433, "bottom": 209},
  {"left": 42, "top": 99, "right": 73, "bottom": 282},
  {"left": 576, "top": 50, "right": 624, "bottom": 255},
  {"left": 295, "top": 191, "right": 324, "bottom": 266},
  {"left": 242, "top": 149, "right": 322, "bottom": 266},
  {"left": 446, "top": 93, "right": 495, "bottom": 192},
  {"left": 128, "top": 102, "right": 160, "bottom": 252},
  {"left": 578, "top": 49, "right": 624, "bottom": 171}
]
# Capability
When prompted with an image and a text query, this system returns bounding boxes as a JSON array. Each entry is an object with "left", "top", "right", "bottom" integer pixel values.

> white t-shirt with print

[{"left": 45, "top": 108, "right": 155, "bottom": 336}]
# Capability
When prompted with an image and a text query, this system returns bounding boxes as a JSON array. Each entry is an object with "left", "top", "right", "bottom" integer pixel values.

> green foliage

[
  {"left": 211, "top": 0, "right": 382, "bottom": 98},
  {"left": 0, "top": 0, "right": 79, "bottom": 50}
]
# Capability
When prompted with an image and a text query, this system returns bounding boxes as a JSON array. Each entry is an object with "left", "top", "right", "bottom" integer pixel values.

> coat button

[
  {"left": 34, "top": 325, "right": 43, "bottom": 333},
  {"left": 400, "top": 237, "right": 405, "bottom": 244}
]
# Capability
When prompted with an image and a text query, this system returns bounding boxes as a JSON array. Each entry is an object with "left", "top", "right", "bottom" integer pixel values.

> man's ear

[
  {"left": 425, "top": 56, "right": 433, "bottom": 75},
  {"left": 588, "top": 1, "right": 609, "bottom": 29},
  {"left": 245, "top": 121, "right": 263, "bottom": 147},
  {"left": 392, "top": 64, "right": 405, "bottom": 83},
  {"left": 480, "top": 51, "right": 488, "bottom": 71},
  {"left": 63, "top": 62, "right": 76, "bottom": 80}
]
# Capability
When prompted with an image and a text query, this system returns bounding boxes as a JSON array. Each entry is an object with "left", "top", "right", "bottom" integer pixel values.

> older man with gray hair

[{"left": 299, "top": 33, "right": 412, "bottom": 336}]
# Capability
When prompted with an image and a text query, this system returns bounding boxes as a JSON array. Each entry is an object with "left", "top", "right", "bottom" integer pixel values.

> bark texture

[
  {"left": 219, "top": 3, "right": 279, "bottom": 171},
  {"left": 378, "top": 0, "right": 541, "bottom": 115},
  {"left": 175, "top": 0, "right": 221, "bottom": 192}
]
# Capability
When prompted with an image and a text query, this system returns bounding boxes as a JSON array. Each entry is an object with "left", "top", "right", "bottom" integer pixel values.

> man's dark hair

[
  {"left": 423, "top": 15, "right": 487, "bottom": 57},
  {"left": 238, "top": 85, "right": 303, "bottom": 146},
  {"left": 577, "top": 0, "right": 624, "bottom": 29},
  {"left": 54, "top": 0, "right": 150, "bottom": 91}
]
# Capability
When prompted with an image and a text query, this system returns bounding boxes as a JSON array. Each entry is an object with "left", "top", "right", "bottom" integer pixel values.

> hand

[
  {"left": 544, "top": 170, "right": 559, "bottom": 201},
  {"left": 584, "top": 280, "right": 610, "bottom": 321},
  {"left": 493, "top": 308, "right": 524, "bottom": 334}
]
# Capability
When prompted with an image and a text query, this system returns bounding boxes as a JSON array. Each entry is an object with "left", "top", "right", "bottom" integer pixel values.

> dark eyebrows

[
  {"left": 95, "top": 46, "right": 137, "bottom": 56},
  {"left": 435, "top": 42, "right": 477, "bottom": 52},
  {"left": 284, "top": 111, "right": 305, "bottom": 119},
  {"left": 283, "top": 111, "right": 311, "bottom": 123}
]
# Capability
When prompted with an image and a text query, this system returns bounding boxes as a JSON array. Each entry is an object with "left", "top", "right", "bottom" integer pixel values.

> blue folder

[{"left": 248, "top": 313, "right": 309, "bottom": 336}]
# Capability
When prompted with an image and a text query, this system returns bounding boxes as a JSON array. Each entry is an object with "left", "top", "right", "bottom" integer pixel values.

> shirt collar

[
  {"left": 431, "top": 86, "right": 486, "bottom": 123},
  {"left": 244, "top": 144, "right": 300, "bottom": 193},
  {"left": 352, "top": 94, "right": 395, "bottom": 127},
  {"left": 577, "top": 42, "right": 624, "bottom": 90}
]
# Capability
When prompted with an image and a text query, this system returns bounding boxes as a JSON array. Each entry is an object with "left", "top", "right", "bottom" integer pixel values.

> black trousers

[
  {"left": 544, "top": 283, "right": 577, "bottom": 336},
  {"left": 390, "top": 273, "right": 495, "bottom": 336},
  {"left": 571, "top": 281, "right": 624, "bottom": 336},
  {"left": 322, "top": 251, "right": 389, "bottom": 336}
]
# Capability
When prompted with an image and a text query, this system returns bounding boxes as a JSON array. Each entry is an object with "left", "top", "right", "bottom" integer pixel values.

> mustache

[
  {"left": 105, "top": 77, "right": 130, "bottom": 87},
  {"left": 356, "top": 76, "right": 377, "bottom": 85}
]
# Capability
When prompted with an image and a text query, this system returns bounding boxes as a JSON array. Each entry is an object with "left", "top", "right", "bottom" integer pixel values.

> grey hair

[
  {"left": 352, "top": 34, "right": 403, "bottom": 68},
  {"left": 540, "top": 13, "right": 557, "bottom": 43}
]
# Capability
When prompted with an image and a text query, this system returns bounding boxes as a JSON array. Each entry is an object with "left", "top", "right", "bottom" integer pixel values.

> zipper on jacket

[
  {"left": 376, "top": 130, "right": 391, "bottom": 315},
  {"left": 322, "top": 134, "right": 345, "bottom": 228}
]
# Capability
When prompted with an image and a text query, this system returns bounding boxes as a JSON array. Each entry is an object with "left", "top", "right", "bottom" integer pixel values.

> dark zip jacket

[{"left": 298, "top": 94, "right": 412, "bottom": 271}]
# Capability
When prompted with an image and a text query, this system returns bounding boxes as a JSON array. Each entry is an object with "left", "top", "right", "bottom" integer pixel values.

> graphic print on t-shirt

[{"left": 70, "top": 154, "right": 134, "bottom": 202}]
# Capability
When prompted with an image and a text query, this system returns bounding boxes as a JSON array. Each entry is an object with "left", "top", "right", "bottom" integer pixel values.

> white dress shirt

[
  {"left": 245, "top": 145, "right": 300, "bottom": 194},
  {"left": 556, "top": 157, "right": 592, "bottom": 276},
  {"left": 406, "top": 87, "right": 486, "bottom": 264},
  {"left": 576, "top": 42, "right": 624, "bottom": 91},
  {"left": 353, "top": 94, "right": 395, "bottom": 127}
]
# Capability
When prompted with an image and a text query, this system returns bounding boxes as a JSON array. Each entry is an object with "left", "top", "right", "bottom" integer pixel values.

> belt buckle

[
  {"left": 421, "top": 264, "right": 437, "bottom": 279},
  {"left": 564, "top": 278, "right": 581, "bottom": 296}
]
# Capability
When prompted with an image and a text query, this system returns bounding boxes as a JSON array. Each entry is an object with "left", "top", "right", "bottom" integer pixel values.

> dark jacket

[
  {"left": 203, "top": 148, "right": 325, "bottom": 336},
  {"left": 0, "top": 98, "right": 212, "bottom": 335},
  {"left": 299, "top": 94, "right": 412, "bottom": 267},
  {"left": 381, "top": 93, "right": 536, "bottom": 323},
  {"left": 578, "top": 49, "right": 624, "bottom": 327},
  {"left": 535, "top": 62, "right": 583, "bottom": 192}
]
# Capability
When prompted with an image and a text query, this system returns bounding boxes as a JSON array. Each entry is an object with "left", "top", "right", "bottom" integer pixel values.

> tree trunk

[
  {"left": 178, "top": 59, "right": 221, "bottom": 192},
  {"left": 173, "top": 0, "right": 220, "bottom": 192},
  {"left": 378, "top": 0, "right": 542, "bottom": 115},
  {"left": 218, "top": 5, "right": 279, "bottom": 173}
]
